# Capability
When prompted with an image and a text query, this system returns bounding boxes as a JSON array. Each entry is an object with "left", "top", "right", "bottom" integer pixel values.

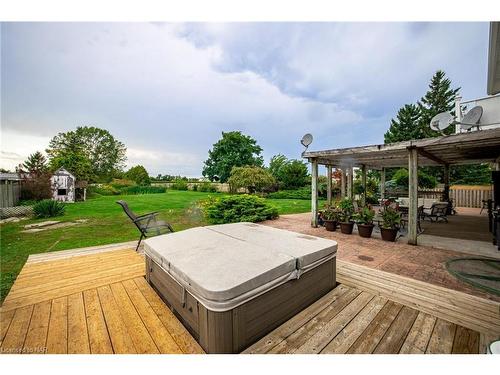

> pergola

[{"left": 303, "top": 127, "right": 500, "bottom": 245}]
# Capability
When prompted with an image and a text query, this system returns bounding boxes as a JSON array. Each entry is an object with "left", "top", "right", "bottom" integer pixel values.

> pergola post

[
  {"left": 326, "top": 165, "right": 332, "bottom": 205},
  {"left": 311, "top": 159, "right": 318, "bottom": 227},
  {"left": 361, "top": 165, "right": 367, "bottom": 206},
  {"left": 380, "top": 167, "right": 386, "bottom": 201},
  {"left": 340, "top": 168, "right": 346, "bottom": 198},
  {"left": 408, "top": 146, "right": 418, "bottom": 245},
  {"left": 443, "top": 164, "right": 450, "bottom": 202},
  {"left": 347, "top": 167, "right": 353, "bottom": 199}
]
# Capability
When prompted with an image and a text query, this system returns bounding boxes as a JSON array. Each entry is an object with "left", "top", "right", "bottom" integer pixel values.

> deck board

[
  {"left": 1, "top": 243, "right": 492, "bottom": 355},
  {"left": 0, "top": 247, "right": 203, "bottom": 354},
  {"left": 245, "top": 286, "right": 483, "bottom": 355}
]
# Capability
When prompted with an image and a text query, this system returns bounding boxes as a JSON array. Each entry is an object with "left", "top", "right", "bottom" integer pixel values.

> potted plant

[
  {"left": 379, "top": 201, "right": 402, "bottom": 242},
  {"left": 353, "top": 206, "right": 375, "bottom": 238},
  {"left": 322, "top": 204, "right": 341, "bottom": 232},
  {"left": 338, "top": 198, "right": 355, "bottom": 234}
]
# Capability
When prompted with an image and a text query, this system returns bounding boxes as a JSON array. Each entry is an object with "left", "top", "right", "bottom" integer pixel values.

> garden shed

[{"left": 51, "top": 167, "right": 79, "bottom": 202}]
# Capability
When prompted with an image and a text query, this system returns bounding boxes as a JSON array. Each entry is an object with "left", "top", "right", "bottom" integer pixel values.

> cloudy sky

[{"left": 0, "top": 22, "right": 490, "bottom": 176}]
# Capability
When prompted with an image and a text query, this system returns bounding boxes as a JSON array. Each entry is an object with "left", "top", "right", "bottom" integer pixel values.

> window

[{"left": 57, "top": 189, "right": 67, "bottom": 196}]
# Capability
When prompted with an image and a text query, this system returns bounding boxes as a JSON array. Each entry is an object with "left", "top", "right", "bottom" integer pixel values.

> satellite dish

[
  {"left": 430, "top": 112, "right": 454, "bottom": 132},
  {"left": 460, "top": 106, "right": 483, "bottom": 130},
  {"left": 301, "top": 133, "right": 313, "bottom": 148}
]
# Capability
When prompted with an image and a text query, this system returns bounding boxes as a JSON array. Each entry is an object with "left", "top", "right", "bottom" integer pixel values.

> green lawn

[{"left": 0, "top": 190, "right": 313, "bottom": 302}]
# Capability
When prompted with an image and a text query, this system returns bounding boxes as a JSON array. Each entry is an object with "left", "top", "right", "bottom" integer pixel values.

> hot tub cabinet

[{"left": 144, "top": 223, "right": 337, "bottom": 353}]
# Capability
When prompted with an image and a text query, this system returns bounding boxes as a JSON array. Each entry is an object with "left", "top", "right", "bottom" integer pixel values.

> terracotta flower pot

[
  {"left": 380, "top": 227, "right": 398, "bottom": 242},
  {"left": 324, "top": 220, "right": 337, "bottom": 232},
  {"left": 340, "top": 221, "right": 354, "bottom": 234},
  {"left": 357, "top": 223, "right": 374, "bottom": 238}
]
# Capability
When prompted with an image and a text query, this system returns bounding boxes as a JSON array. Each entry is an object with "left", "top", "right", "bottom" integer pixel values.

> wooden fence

[
  {"left": 449, "top": 185, "right": 492, "bottom": 208},
  {"left": 0, "top": 180, "right": 21, "bottom": 208},
  {"left": 388, "top": 186, "right": 492, "bottom": 208}
]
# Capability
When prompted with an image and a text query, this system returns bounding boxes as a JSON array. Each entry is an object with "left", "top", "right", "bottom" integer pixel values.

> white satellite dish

[
  {"left": 460, "top": 106, "right": 483, "bottom": 130},
  {"left": 430, "top": 112, "right": 454, "bottom": 132},
  {"left": 301, "top": 133, "right": 313, "bottom": 148}
]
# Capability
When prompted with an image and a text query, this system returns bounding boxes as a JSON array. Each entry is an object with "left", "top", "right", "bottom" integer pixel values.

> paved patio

[{"left": 262, "top": 212, "right": 500, "bottom": 303}]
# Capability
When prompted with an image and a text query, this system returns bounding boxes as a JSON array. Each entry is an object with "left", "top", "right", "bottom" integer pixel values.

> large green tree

[
  {"left": 47, "top": 131, "right": 93, "bottom": 181},
  {"left": 202, "top": 131, "right": 264, "bottom": 183},
  {"left": 269, "top": 154, "right": 309, "bottom": 190},
  {"left": 384, "top": 70, "right": 489, "bottom": 185},
  {"left": 384, "top": 104, "right": 422, "bottom": 143},
  {"left": 19, "top": 151, "right": 48, "bottom": 175},
  {"left": 384, "top": 70, "right": 460, "bottom": 143},
  {"left": 46, "top": 126, "right": 126, "bottom": 182},
  {"left": 418, "top": 70, "right": 460, "bottom": 138}
]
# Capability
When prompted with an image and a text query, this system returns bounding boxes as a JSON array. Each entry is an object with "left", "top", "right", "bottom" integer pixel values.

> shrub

[
  {"left": 20, "top": 172, "right": 52, "bottom": 201},
  {"left": 228, "top": 166, "right": 276, "bottom": 194},
  {"left": 120, "top": 185, "right": 166, "bottom": 195},
  {"left": 192, "top": 184, "right": 198, "bottom": 191},
  {"left": 33, "top": 199, "right": 66, "bottom": 218},
  {"left": 198, "top": 182, "right": 218, "bottom": 193},
  {"left": 392, "top": 168, "right": 437, "bottom": 189},
  {"left": 88, "top": 185, "right": 120, "bottom": 196},
  {"left": 109, "top": 178, "right": 135, "bottom": 189},
  {"left": 267, "top": 187, "right": 311, "bottom": 200},
  {"left": 201, "top": 194, "right": 279, "bottom": 224},
  {"left": 171, "top": 180, "right": 189, "bottom": 190}
]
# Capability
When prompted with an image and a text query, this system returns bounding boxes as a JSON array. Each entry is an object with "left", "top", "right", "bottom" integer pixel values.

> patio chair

[
  {"left": 116, "top": 200, "right": 174, "bottom": 251},
  {"left": 420, "top": 202, "right": 449, "bottom": 223}
]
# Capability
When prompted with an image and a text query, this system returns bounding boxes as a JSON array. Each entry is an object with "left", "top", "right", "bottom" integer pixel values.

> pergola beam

[
  {"left": 416, "top": 148, "right": 447, "bottom": 165},
  {"left": 304, "top": 128, "right": 500, "bottom": 169}
]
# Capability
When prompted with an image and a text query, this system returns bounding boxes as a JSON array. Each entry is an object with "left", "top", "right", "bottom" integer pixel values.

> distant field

[{"left": 0, "top": 190, "right": 315, "bottom": 302}]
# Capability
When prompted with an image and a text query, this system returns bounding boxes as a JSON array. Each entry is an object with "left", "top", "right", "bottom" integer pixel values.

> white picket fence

[
  {"left": 390, "top": 185, "right": 492, "bottom": 208},
  {"left": 449, "top": 185, "right": 492, "bottom": 208}
]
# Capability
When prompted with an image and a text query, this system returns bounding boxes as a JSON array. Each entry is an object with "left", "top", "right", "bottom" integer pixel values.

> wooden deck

[
  {"left": 243, "top": 284, "right": 481, "bottom": 354},
  {"left": 1, "top": 244, "right": 497, "bottom": 354},
  {"left": 0, "top": 248, "right": 204, "bottom": 354}
]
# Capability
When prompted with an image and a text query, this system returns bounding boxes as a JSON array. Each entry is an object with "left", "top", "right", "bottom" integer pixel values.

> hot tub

[{"left": 144, "top": 222, "right": 337, "bottom": 353}]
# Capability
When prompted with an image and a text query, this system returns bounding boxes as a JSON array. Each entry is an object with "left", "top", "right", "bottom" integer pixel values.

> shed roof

[
  {"left": 53, "top": 167, "right": 75, "bottom": 179},
  {"left": 303, "top": 127, "right": 500, "bottom": 169},
  {"left": 0, "top": 173, "right": 21, "bottom": 181}
]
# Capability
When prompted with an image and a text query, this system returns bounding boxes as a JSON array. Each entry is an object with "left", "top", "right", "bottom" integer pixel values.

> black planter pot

[
  {"left": 380, "top": 227, "right": 398, "bottom": 242},
  {"left": 324, "top": 220, "right": 337, "bottom": 232},
  {"left": 357, "top": 223, "right": 374, "bottom": 238},
  {"left": 340, "top": 221, "right": 354, "bottom": 234}
]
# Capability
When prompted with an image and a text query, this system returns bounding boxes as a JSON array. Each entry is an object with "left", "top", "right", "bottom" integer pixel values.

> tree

[
  {"left": 383, "top": 71, "right": 490, "bottom": 185},
  {"left": 125, "top": 165, "right": 151, "bottom": 185},
  {"left": 392, "top": 168, "right": 437, "bottom": 189},
  {"left": 20, "top": 151, "right": 48, "bottom": 175},
  {"left": 418, "top": 70, "right": 460, "bottom": 138},
  {"left": 46, "top": 126, "right": 126, "bottom": 182},
  {"left": 227, "top": 166, "right": 276, "bottom": 194},
  {"left": 384, "top": 104, "right": 422, "bottom": 143},
  {"left": 269, "top": 154, "right": 309, "bottom": 190},
  {"left": 17, "top": 152, "right": 52, "bottom": 201},
  {"left": 269, "top": 154, "right": 288, "bottom": 179},
  {"left": 47, "top": 131, "right": 93, "bottom": 181},
  {"left": 385, "top": 71, "right": 460, "bottom": 144},
  {"left": 202, "top": 131, "right": 264, "bottom": 183}
]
